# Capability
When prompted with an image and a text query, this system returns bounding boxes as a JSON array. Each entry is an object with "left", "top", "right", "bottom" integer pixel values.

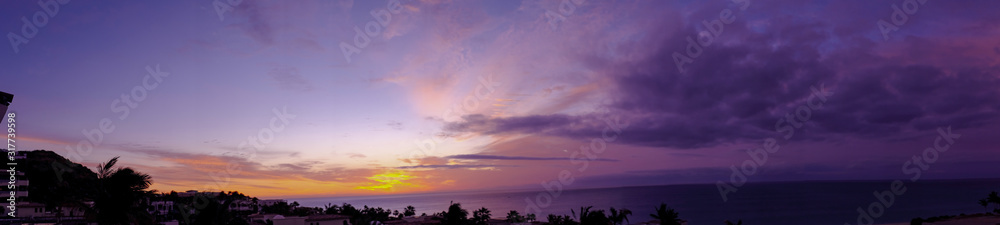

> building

[
  {"left": 10, "top": 171, "right": 29, "bottom": 199},
  {"left": 14, "top": 202, "right": 47, "bottom": 218},
  {"left": 53, "top": 202, "right": 90, "bottom": 217},
  {"left": 259, "top": 199, "right": 287, "bottom": 206},
  {"left": 9, "top": 201, "right": 89, "bottom": 219},
  {"left": 251, "top": 214, "right": 304, "bottom": 225},
  {"left": 382, "top": 216, "right": 441, "bottom": 225},
  {"left": 177, "top": 190, "right": 222, "bottom": 197},
  {"left": 150, "top": 200, "right": 174, "bottom": 216},
  {"left": 3, "top": 170, "right": 30, "bottom": 216},
  {"left": 229, "top": 199, "right": 254, "bottom": 212},
  {"left": 305, "top": 214, "right": 352, "bottom": 225},
  {"left": 251, "top": 214, "right": 352, "bottom": 225}
]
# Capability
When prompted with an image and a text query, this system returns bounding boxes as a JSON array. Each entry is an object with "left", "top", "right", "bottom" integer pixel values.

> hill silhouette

[{"left": 2, "top": 149, "right": 99, "bottom": 209}]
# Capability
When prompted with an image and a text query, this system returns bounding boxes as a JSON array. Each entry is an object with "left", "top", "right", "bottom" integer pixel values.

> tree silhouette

[
  {"left": 441, "top": 202, "right": 469, "bottom": 225},
  {"left": 579, "top": 206, "right": 611, "bottom": 225},
  {"left": 360, "top": 205, "right": 393, "bottom": 224},
  {"left": 979, "top": 198, "right": 990, "bottom": 214},
  {"left": 472, "top": 207, "right": 491, "bottom": 225},
  {"left": 93, "top": 157, "right": 155, "bottom": 225},
  {"left": 990, "top": 191, "right": 1000, "bottom": 213},
  {"left": 724, "top": 219, "right": 742, "bottom": 225},
  {"left": 405, "top": 205, "right": 417, "bottom": 217},
  {"left": 191, "top": 194, "right": 249, "bottom": 225},
  {"left": 609, "top": 207, "right": 631, "bottom": 225},
  {"left": 507, "top": 210, "right": 525, "bottom": 223},
  {"left": 546, "top": 214, "right": 578, "bottom": 225},
  {"left": 649, "top": 203, "right": 681, "bottom": 225},
  {"left": 325, "top": 203, "right": 343, "bottom": 215},
  {"left": 262, "top": 201, "right": 294, "bottom": 215}
]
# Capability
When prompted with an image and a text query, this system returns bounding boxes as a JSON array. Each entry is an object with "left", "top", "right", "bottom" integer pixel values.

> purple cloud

[
  {"left": 442, "top": 0, "right": 1000, "bottom": 150},
  {"left": 445, "top": 154, "right": 618, "bottom": 162}
]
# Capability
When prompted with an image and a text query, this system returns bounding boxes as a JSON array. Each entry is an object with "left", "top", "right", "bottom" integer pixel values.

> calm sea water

[{"left": 288, "top": 179, "right": 1000, "bottom": 225}]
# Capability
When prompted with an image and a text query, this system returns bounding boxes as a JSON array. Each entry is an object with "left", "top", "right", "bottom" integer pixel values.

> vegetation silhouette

[
  {"left": 649, "top": 203, "right": 681, "bottom": 225},
  {"left": 472, "top": 207, "right": 491, "bottom": 225},
  {"left": 506, "top": 210, "right": 525, "bottom": 223},
  {"left": 977, "top": 191, "right": 1000, "bottom": 214},
  {"left": 609, "top": 207, "right": 632, "bottom": 225},
  {"left": 93, "top": 156, "right": 155, "bottom": 225},
  {"left": 440, "top": 201, "right": 470, "bottom": 225}
]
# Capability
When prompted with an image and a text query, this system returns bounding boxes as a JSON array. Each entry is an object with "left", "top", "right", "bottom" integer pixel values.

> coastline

[{"left": 876, "top": 214, "right": 1000, "bottom": 225}]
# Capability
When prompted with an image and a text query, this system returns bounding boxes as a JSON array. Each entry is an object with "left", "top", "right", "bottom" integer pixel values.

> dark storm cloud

[{"left": 444, "top": 0, "right": 1000, "bottom": 149}]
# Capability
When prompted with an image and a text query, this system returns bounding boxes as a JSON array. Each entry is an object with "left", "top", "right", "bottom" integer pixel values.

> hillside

[{"left": 2, "top": 149, "right": 99, "bottom": 207}]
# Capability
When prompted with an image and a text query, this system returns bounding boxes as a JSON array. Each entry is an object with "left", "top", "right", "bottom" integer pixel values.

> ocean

[{"left": 288, "top": 179, "right": 1000, "bottom": 225}]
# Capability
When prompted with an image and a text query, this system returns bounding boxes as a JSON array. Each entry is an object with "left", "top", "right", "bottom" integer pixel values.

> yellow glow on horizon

[{"left": 355, "top": 170, "right": 418, "bottom": 191}]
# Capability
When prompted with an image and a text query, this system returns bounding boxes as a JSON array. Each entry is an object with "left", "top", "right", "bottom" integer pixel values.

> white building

[
  {"left": 150, "top": 200, "right": 174, "bottom": 216},
  {"left": 178, "top": 190, "right": 221, "bottom": 197},
  {"left": 250, "top": 214, "right": 351, "bottom": 225},
  {"left": 305, "top": 214, "right": 352, "bottom": 225},
  {"left": 259, "top": 199, "right": 287, "bottom": 206},
  {"left": 229, "top": 199, "right": 254, "bottom": 212}
]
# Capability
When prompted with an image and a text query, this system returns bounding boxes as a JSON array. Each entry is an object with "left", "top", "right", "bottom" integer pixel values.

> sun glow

[{"left": 355, "top": 170, "right": 418, "bottom": 191}]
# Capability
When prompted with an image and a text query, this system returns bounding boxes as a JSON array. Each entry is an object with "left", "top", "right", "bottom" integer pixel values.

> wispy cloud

[
  {"left": 268, "top": 65, "right": 314, "bottom": 92},
  {"left": 445, "top": 154, "right": 617, "bottom": 162},
  {"left": 396, "top": 164, "right": 515, "bottom": 170}
]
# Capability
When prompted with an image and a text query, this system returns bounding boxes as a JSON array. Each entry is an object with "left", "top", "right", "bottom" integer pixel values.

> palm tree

[
  {"left": 93, "top": 156, "right": 155, "bottom": 225},
  {"left": 547, "top": 214, "right": 578, "bottom": 225},
  {"left": 573, "top": 206, "right": 610, "bottom": 225},
  {"left": 609, "top": 207, "right": 631, "bottom": 225},
  {"left": 980, "top": 198, "right": 990, "bottom": 214},
  {"left": 989, "top": 191, "right": 1000, "bottom": 213},
  {"left": 526, "top": 213, "right": 537, "bottom": 222},
  {"left": 472, "top": 207, "right": 491, "bottom": 225},
  {"left": 649, "top": 203, "right": 681, "bottom": 225},
  {"left": 506, "top": 210, "right": 525, "bottom": 223}
]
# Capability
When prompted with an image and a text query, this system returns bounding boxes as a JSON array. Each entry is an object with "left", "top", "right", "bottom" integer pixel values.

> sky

[{"left": 1, "top": 0, "right": 999, "bottom": 199}]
